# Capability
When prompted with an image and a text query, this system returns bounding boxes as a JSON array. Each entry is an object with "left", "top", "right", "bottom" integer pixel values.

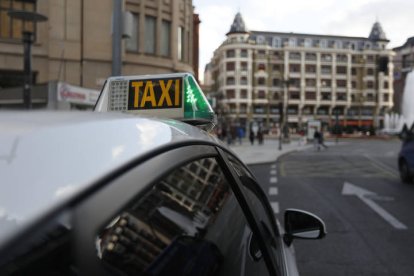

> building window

[
  {"left": 289, "top": 52, "right": 300, "bottom": 60},
  {"left": 240, "top": 49, "right": 248, "bottom": 57},
  {"left": 258, "top": 90, "right": 266, "bottom": 99},
  {"left": 289, "top": 64, "right": 300, "bottom": 72},
  {"left": 321, "top": 65, "right": 331, "bottom": 74},
  {"left": 240, "top": 104, "right": 247, "bottom": 113},
  {"left": 367, "top": 68, "right": 374, "bottom": 75},
  {"left": 178, "top": 26, "right": 185, "bottom": 60},
  {"left": 351, "top": 81, "right": 357, "bottom": 89},
  {"left": 240, "top": 61, "right": 248, "bottom": 71},
  {"left": 305, "top": 92, "right": 316, "bottom": 100},
  {"left": 272, "top": 37, "right": 280, "bottom": 48},
  {"left": 337, "top": 80, "right": 346, "bottom": 87},
  {"left": 321, "top": 93, "right": 331, "bottom": 101},
  {"left": 272, "top": 78, "right": 280, "bottom": 87},
  {"left": 226, "top": 49, "right": 235, "bottom": 58},
  {"left": 384, "top": 81, "right": 389, "bottom": 89},
  {"left": 306, "top": 79, "right": 316, "bottom": 87},
  {"left": 258, "top": 63, "right": 266, "bottom": 71},
  {"left": 305, "top": 53, "right": 316, "bottom": 61},
  {"left": 272, "top": 64, "right": 280, "bottom": 72},
  {"left": 320, "top": 40, "right": 327, "bottom": 48},
  {"left": 321, "top": 54, "right": 332, "bottom": 62},
  {"left": 256, "top": 35, "right": 265, "bottom": 44},
  {"left": 257, "top": 77, "right": 265, "bottom": 86},
  {"left": 240, "top": 89, "right": 247, "bottom": 98},
  {"left": 226, "top": 89, "right": 235, "bottom": 99},
  {"left": 160, "top": 20, "right": 171, "bottom": 56},
  {"left": 321, "top": 79, "right": 331, "bottom": 87},
  {"left": 336, "top": 66, "right": 346, "bottom": 74},
  {"left": 126, "top": 13, "right": 139, "bottom": 52},
  {"left": 367, "top": 81, "right": 374, "bottom": 89},
  {"left": 289, "top": 92, "right": 300, "bottom": 100},
  {"left": 144, "top": 16, "right": 156, "bottom": 54},
  {"left": 305, "top": 65, "right": 316, "bottom": 73},
  {"left": 240, "top": 76, "right": 247, "bottom": 85},
  {"left": 226, "top": 62, "right": 235, "bottom": 71},
  {"left": 304, "top": 38, "right": 312, "bottom": 48},
  {"left": 288, "top": 37, "right": 296, "bottom": 47},
  {"left": 1, "top": 0, "right": 36, "bottom": 40},
  {"left": 351, "top": 68, "right": 357, "bottom": 76},
  {"left": 383, "top": 93, "right": 389, "bottom": 101},
  {"left": 226, "top": 77, "right": 235, "bottom": 85}
]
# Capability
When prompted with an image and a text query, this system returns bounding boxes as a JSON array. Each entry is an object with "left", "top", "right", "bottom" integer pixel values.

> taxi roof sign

[{"left": 94, "top": 73, "right": 215, "bottom": 126}]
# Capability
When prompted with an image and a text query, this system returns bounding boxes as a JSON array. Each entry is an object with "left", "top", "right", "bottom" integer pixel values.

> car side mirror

[{"left": 283, "top": 209, "right": 326, "bottom": 246}]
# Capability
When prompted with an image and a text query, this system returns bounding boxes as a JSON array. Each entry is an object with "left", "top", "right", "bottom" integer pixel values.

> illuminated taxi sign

[
  {"left": 128, "top": 77, "right": 182, "bottom": 110},
  {"left": 96, "top": 73, "right": 215, "bottom": 126}
]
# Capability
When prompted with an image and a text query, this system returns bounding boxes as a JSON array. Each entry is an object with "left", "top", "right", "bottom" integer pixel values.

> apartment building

[
  {"left": 206, "top": 13, "right": 394, "bottom": 133},
  {"left": 0, "top": 0, "right": 197, "bottom": 109}
]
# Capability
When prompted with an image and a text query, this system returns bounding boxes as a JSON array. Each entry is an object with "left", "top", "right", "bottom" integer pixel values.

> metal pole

[
  {"left": 279, "top": 101, "right": 283, "bottom": 150},
  {"left": 112, "top": 0, "right": 122, "bottom": 76},
  {"left": 23, "top": 31, "right": 33, "bottom": 109}
]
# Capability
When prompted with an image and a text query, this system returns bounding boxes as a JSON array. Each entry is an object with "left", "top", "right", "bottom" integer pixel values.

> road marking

[
  {"left": 271, "top": 164, "right": 277, "bottom": 169},
  {"left": 270, "top": 169, "right": 277, "bottom": 175},
  {"left": 270, "top": 202, "right": 279, "bottom": 214},
  {"left": 342, "top": 182, "right": 407, "bottom": 230},
  {"left": 363, "top": 154, "right": 399, "bottom": 178},
  {"left": 270, "top": 177, "right": 277, "bottom": 183},
  {"left": 269, "top": 187, "right": 278, "bottom": 196}
]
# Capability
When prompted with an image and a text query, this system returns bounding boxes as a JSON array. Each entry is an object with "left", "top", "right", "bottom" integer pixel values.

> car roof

[{"left": 0, "top": 111, "right": 221, "bottom": 245}]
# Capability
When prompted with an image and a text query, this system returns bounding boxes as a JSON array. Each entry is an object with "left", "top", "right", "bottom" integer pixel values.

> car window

[{"left": 95, "top": 156, "right": 271, "bottom": 276}]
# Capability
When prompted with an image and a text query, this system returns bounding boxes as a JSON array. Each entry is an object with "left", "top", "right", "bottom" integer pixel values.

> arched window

[{"left": 272, "top": 37, "right": 281, "bottom": 48}]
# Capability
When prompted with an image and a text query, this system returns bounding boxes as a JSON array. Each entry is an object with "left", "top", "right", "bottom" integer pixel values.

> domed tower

[
  {"left": 227, "top": 12, "right": 249, "bottom": 36},
  {"left": 368, "top": 21, "right": 389, "bottom": 49}
]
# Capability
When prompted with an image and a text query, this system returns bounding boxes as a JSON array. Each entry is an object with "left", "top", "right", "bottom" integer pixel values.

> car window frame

[
  {"left": 215, "top": 147, "right": 279, "bottom": 276},
  {"left": 218, "top": 150, "right": 287, "bottom": 275}
]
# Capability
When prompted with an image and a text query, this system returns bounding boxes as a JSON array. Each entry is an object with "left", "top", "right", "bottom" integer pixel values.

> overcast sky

[{"left": 193, "top": 0, "right": 414, "bottom": 82}]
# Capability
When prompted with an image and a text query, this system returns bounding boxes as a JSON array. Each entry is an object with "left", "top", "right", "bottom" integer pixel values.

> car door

[{"left": 71, "top": 144, "right": 277, "bottom": 275}]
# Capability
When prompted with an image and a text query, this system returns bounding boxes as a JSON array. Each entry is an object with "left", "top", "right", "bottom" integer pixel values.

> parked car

[{"left": 0, "top": 73, "right": 326, "bottom": 275}]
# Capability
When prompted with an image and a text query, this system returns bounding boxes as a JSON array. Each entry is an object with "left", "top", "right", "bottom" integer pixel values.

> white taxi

[{"left": 0, "top": 73, "right": 325, "bottom": 275}]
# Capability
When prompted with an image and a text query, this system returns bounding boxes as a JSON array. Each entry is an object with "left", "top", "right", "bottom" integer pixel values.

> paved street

[{"left": 244, "top": 138, "right": 414, "bottom": 276}]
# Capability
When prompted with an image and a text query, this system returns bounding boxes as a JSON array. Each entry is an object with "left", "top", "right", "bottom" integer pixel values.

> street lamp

[
  {"left": 7, "top": 10, "right": 48, "bottom": 109},
  {"left": 279, "top": 78, "right": 291, "bottom": 150}
]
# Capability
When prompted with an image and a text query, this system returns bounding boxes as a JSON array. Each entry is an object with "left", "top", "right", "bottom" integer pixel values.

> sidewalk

[{"left": 229, "top": 137, "right": 313, "bottom": 165}]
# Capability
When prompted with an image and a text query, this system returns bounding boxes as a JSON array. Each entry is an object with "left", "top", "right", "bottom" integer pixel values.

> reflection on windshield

[{"left": 97, "top": 158, "right": 236, "bottom": 275}]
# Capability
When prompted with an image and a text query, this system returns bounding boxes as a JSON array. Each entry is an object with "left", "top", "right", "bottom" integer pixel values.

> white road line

[
  {"left": 270, "top": 169, "right": 277, "bottom": 175},
  {"left": 271, "top": 164, "right": 277, "bottom": 169},
  {"left": 269, "top": 187, "right": 278, "bottom": 196},
  {"left": 270, "top": 202, "right": 279, "bottom": 214},
  {"left": 270, "top": 177, "right": 277, "bottom": 183}
]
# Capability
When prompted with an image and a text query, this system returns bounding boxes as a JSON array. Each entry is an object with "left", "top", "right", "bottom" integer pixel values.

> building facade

[
  {"left": 393, "top": 37, "right": 414, "bottom": 114},
  {"left": 206, "top": 13, "right": 394, "bottom": 133},
  {"left": 0, "top": 0, "right": 197, "bottom": 108}
]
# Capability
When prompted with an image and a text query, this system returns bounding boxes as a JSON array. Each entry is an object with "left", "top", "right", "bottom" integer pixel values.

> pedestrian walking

[
  {"left": 318, "top": 130, "right": 328, "bottom": 150},
  {"left": 237, "top": 126, "right": 245, "bottom": 145},
  {"left": 249, "top": 130, "right": 255, "bottom": 145},
  {"left": 257, "top": 127, "right": 264, "bottom": 145},
  {"left": 313, "top": 130, "right": 320, "bottom": 150}
]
